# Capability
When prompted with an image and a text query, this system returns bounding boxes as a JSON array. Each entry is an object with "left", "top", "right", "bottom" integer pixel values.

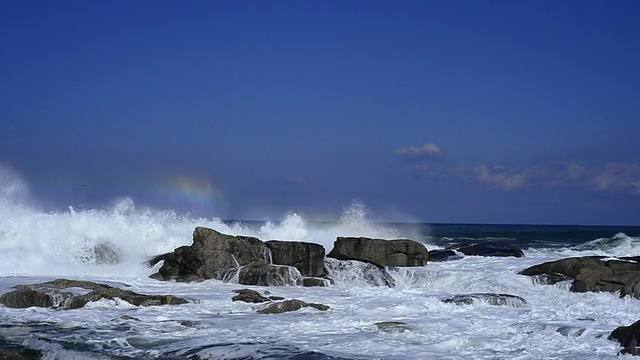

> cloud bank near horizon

[{"left": 395, "top": 144, "right": 640, "bottom": 196}]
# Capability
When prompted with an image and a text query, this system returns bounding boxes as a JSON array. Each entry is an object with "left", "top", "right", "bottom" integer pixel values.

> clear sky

[{"left": 1, "top": 0, "right": 639, "bottom": 225}]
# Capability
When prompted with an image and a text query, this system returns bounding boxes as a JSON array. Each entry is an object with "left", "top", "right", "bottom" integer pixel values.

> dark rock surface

[
  {"left": 520, "top": 257, "right": 640, "bottom": 298},
  {"left": 449, "top": 242, "right": 524, "bottom": 257},
  {"left": 236, "top": 262, "right": 301, "bottom": 286},
  {"left": 609, "top": 319, "right": 640, "bottom": 347},
  {"left": 327, "top": 237, "right": 428, "bottom": 267},
  {"left": 265, "top": 240, "right": 326, "bottom": 277},
  {"left": 442, "top": 293, "right": 528, "bottom": 307},
  {"left": 255, "top": 299, "right": 330, "bottom": 314},
  {"left": 300, "top": 277, "right": 330, "bottom": 287},
  {"left": 150, "top": 227, "right": 328, "bottom": 285},
  {"left": 375, "top": 321, "right": 409, "bottom": 330},
  {"left": 428, "top": 249, "right": 463, "bottom": 262},
  {"left": 0, "top": 279, "right": 187, "bottom": 309},
  {"left": 231, "top": 289, "right": 271, "bottom": 303},
  {"left": 0, "top": 344, "right": 41, "bottom": 360}
]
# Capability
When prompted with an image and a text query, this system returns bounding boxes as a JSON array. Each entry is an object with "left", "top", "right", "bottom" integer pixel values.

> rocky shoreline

[{"left": 3, "top": 226, "right": 640, "bottom": 357}]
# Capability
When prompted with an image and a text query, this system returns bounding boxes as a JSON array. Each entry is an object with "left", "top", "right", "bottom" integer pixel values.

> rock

[
  {"left": 269, "top": 296, "right": 285, "bottom": 301},
  {"left": 255, "top": 299, "right": 330, "bottom": 314},
  {"left": 231, "top": 289, "right": 271, "bottom": 303},
  {"left": 375, "top": 321, "right": 409, "bottom": 330},
  {"left": 442, "top": 293, "right": 528, "bottom": 308},
  {"left": 236, "top": 262, "right": 301, "bottom": 286},
  {"left": 428, "top": 249, "right": 463, "bottom": 262},
  {"left": 0, "top": 288, "right": 54, "bottom": 308},
  {"left": 620, "top": 347, "right": 640, "bottom": 356},
  {"left": 520, "top": 257, "right": 640, "bottom": 298},
  {"left": 151, "top": 227, "right": 328, "bottom": 285},
  {"left": 609, "top": 319, "right": 640, "bottom": 347},
  {"left": 154, "top": 227, "right": 269, "bottom": 281},
  {"left": 0, "top": 345, "right": 41, "bottom": 360},
  {"left": 300, "top": 277, "right": 330, "bottom": 287},
  {"left": 450, "top": 242, "right": 524, "bottom": 257},
  {"left": 265, "top": 240, "right": 326, "bottom": 277},
  {"left": 0, "top": 279, "right": 188, "bottom": 309},
  {"left": 327, "top": 237, "right": 428, "bottom": 267}
]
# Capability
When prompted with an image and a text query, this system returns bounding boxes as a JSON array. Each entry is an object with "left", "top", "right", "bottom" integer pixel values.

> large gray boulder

[
  {"left": 0, "top": 279, "right": 187, "bottom": 309},
  {"left": 520, "top": 257, "right": 640, "bottom": 298},
  {"left": 151, "top": 227, "right": 329, "bottom": 285},
  {"left": 265, "top": 240, "right": 326, "bottom": 277},
  {"left": 155, "top": 227, "right": 268, "bottom": 281},
  {"left": 327, "top": 237, "right": 428, "bottom": 267}
]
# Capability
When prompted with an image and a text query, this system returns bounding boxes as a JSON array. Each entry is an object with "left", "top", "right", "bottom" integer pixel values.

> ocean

[{"left": 1, "top": 194, "right": 640, "bottom": 359}]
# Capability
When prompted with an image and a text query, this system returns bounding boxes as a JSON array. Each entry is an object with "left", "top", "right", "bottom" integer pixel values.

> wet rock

[
  {"left": 300, "top": 277, "right": 330, "bottom": 287},
  {"left": 609, "top": 319, "right": 640, "bottom": 347},
  {"left": 265, "top": 240, "right": 326, "bottom": 277},
  {"left": 154, "top": 227, "right": 268, "bottom": 281},
  {"left": 442, "top": 293, "right": 528, "bottom": 308},
  {"left": 0, "top": 344, "right": 41, "bottom": 360},
  {"left": 237, "top": 262, "right": 301, "bottom": 286},
  {"left": 375, "top": 321, "right": 409, "bottom": 330},
  {"left": 0, "top": 279, "right": 187, "bottom": 309},
  {"left": 620, "top": 347, "right": 640, "bottom": 356},
  {"left": 0, "top": 288, "right": 54, "bottom": 308},
  {"left": 450, "top": 242, "right": 524, "bottom": 257},
  {"left": 150, "top": 227, "right": 329, "bottom": 285},
  {"left": 269, "top": 296, "right": 285, "bottom": 301},
  {"left": 231, "top": 289, "right": 271, "bottom": 303},
  {"left": 521, "top": 257, "right": 640, "bottom": 298},
  {"left": 428, "top": 249, "right": 463, "bottom": 262},
  {"left": 327, "top": 237, "right": 428, "bottom": 267},
  {"left": 255, "top": 299, "right": 330, "bottom": 314}
]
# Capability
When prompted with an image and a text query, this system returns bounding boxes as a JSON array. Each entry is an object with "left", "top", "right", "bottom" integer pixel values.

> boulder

[
  {"left": 155, "top": 227, "right": 268, "bottom": 281},
  {"left": 327, "top": 237, "right": 428, "bottom": 267},
  {"left": 0, "top": 344, "right": 41, "bottom": 360},
  {"left": 609, "top": 320, "right": 640, "bottom": 348},
  {"left": 520, "top": 257, "right": 640, "bottom": 298},
  {"left": 428, "top": 249, "right": 463, "bottom": 262},
  {"left": 265, "top": 240, "right": 326, "bottom": 277},
  {"left": 0, "top": 279, "right": 187, "bottom": 309},
  {"left": 255, "top": 299, "right": 330, "bottom": 314},
  {"left": 449, "top": 242, "right": 524, "bottom": 257},
  {"left": 300, "top": 277, "right": 330, "bottom": 287},
  {"left": 150, "top": 227, "right": 329, "bottom": 285},
  {"left": 442, "top": 293, "right": 528, "bottom": 308}
]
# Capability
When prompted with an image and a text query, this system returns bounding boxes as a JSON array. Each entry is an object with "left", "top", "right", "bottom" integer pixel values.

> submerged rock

[
  {"left": 300, "top": 277, "right": 330, "bottom": 287},
  {"left": 0, "top": 344, "right": 41, "bottom": 360},
  {"left": 255, "top": 299, "right": 330, "bottom": 314},
  {"left": 237, "top": 262, "right": 301, "bottom": 286},
  {"left": 231, "top": 289, "right": 271, "bottom": 303},
  {"left": 327, "top": 237, "right": 428, "bottom": 267},
  {"left": 609, "top": 319, "right": 640, "bottom": 348},
  {"left": 449, "top": 242, "right": 524, "bottom": 257},
  {"left": 0, "top": 279, "right": 188, "bottom": 309},
  {"left": 325, "top": 258, "right": 396, "bottom": 287},
  {"left": 520, "top": 257, "right": 640, "bottom": 298},
  {"left": 428, "top": 249, "right": 463, "bottom": 262},
  {"left": 375, "top": 321, "right": 409, "bottom": 330},
  {"left": 442, "top": 293, "right": 528, "bottom": 308}
]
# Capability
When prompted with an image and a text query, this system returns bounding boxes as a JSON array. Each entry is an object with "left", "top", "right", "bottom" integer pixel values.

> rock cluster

[
  {"left": 0, "top": 279, "right": 187, "bottom": 309},
  {"left": 520, "top": 256, "right": 640, "bottom": 298},
  {"left": 231, "top": 288, "right": 329, "bottom": 314},
  {"left": 150, "top": 227, "right": 432, "bottom": 287}
]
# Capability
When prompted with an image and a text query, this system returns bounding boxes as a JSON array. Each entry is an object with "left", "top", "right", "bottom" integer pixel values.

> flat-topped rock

[{"left": 327, "top": 237, "right": 428, "bottom": 267}]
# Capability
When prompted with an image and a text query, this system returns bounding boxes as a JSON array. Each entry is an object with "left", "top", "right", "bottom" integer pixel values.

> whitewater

[{"left": 1, "top": 170, "right": 640, "bottom": 359}]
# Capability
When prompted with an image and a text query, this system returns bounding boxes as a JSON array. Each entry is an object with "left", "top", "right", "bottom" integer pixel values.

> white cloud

[
  {"left": 590, "top": 162, "right": 640, "bottom": 195},
  {"left": 395, "top": 143, "right": 443, "bottom": 161},
  {"left": 475, "top": 164, "right": 527, "bottom": 190}
]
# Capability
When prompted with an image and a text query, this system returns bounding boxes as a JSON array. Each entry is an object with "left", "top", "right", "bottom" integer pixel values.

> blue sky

[{"left": 1, "top": 0, "right": 639, "bottom": 225}]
